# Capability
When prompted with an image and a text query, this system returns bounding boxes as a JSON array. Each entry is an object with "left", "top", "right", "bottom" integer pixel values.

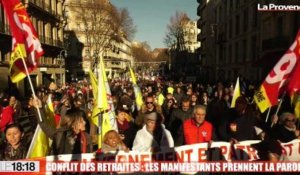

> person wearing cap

[{"left": 132, "top": 112, "right": 174, "bottom": 152}]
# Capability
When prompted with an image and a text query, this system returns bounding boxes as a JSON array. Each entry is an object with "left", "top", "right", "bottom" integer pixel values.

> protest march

[{"left": 1, "top": 0, "right": 300, "bottom": 174}]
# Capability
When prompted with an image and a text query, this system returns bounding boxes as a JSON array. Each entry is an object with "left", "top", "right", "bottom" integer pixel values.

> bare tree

[
  {"left": 67, "top": 0, "right": 136, "bottom": 68},
  {"left": 131, "top": 41, "right": 153, "bottom": 62},
  {"left": 154, "top": 49, "right": 169, "bottom": 62},
  {"left": 164, "top": 11, "right": 190, "bottom": 52},
  {"left": 119, "top": 8, "right": 137, "bottom": 41}
]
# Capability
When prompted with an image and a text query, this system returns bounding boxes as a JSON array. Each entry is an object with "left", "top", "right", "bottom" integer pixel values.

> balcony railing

[{"left": 29, "top": 0, "right": 58, "bottom": 17}]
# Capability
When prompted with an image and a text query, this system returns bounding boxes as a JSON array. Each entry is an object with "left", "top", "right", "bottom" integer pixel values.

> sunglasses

[
  {"left": 285, "top": 119, "right": 296, "bottom": 122},
  {"left": 146, "top": 101, "right": 153, "bottom": 104}
]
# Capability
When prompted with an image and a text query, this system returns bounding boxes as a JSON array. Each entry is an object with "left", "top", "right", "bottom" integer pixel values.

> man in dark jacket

[
  {"left": 228, "top": 96, "right": 258, "bottom": 142},
  {"left": 169, "top": 98, "right": 193, "bottom": 146}
]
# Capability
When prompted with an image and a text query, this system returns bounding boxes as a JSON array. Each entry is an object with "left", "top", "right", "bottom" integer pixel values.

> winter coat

[
  {"left": 0, "top": 141, "right": 28, "bottom": 160},
  {"left": 132, "top": 125, "right": 174, "bottom": 152},
  {"left": 183, "top": 119, "right": 213, "bottom": 144},
  {"left": 0, "top": 106, "right": 14, "bottom": 132}
]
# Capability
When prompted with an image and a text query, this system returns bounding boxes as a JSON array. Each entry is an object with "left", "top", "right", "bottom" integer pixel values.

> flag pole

[
  {"left": 271, "top": 92, "right": 286, "bottom": 127},
  {"left": 21, "top": 58, "right": 44, "bottom": 158},
  {"left": 98, "top": 112, "right": 103, "bottom": 148},
  {"left": 265, "top": 107, "right": 271, "bottom": 123},
  {"left": 20, "top": 57, "right": 42, "bottom": 122}
]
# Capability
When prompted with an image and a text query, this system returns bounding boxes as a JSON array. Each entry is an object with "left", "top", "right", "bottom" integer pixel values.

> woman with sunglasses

[{"left": 270, "top": 112, "right": 299, "bottom": 142}]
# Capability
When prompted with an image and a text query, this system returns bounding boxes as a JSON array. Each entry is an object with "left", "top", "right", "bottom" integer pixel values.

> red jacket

[
  {"left": 183, "top": 118, "right": 213, "bottom": 145},
  {"left": 0, "top": 106, "right": 14, "bottom": 132}
]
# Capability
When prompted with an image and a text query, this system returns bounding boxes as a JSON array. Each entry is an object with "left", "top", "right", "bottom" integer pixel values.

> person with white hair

[
  {"left": 270, "top": 112, "right": 299, "bottom": 142},
  {"left": 132, "top": 112, "right": 174, "bottom": 152}
]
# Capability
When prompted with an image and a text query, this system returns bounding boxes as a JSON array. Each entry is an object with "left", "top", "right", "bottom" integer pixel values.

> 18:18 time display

[{"left": 10, "top": 161, "right": 39, "bottom": 172}]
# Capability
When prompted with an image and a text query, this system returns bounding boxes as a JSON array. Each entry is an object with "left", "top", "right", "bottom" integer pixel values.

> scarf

[
  {"left": 117, "top": 120, "right": 130, "bottom": 132},
  {"left": 80, "top": 131, "right": 87, "bottom": 153}
]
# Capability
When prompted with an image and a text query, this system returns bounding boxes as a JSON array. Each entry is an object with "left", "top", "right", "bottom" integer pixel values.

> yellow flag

[
  {"left": 98, "top": 57, "right": 117, "bottom": 148},
  {"left": 291, "top": 92, "right": 300, "bottom": 119},
  {"left": 89, "top": 56, "right": 117, "bottom": 148},
  {"left": 88, "top": 70, "right": 101, "bottom": 126},
  {"left": 97, "top": 59, "right": 108, "bottom": 111},
  {"left": 26, "top": 125, "right": 49, "bottom": 158},
  {"left": 254, "top": 85, "right": 272, "bottom": 113},
  {"left": 129, "top": 66, "right": 144, "bottom": 110},
  {"left": 27, "top": 94, "right": 56, "bottom": 158},
  {"left": 231, "top": 77, "right": 241, "bottom": 108},
  {"left": 46, "top": 94, "right": 56, "bottom": 127}
]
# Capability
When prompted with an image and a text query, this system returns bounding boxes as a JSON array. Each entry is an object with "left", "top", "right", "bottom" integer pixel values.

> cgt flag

[
  {"left": 287, "top": 58, "right": 300, "bottom": 118},
  {"left": 254, "top": 31, "right": 300, "bottom": 113},
  {"left": 1, "top": 0, "right": 43, "bottom": 83}
]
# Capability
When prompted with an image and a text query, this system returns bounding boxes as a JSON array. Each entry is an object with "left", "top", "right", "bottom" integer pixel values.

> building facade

[
  {"left": 0, "top": 0, "right": 67, "bottom": 96},
  {"left": 65, "top": 0, "right": 133, "bottom": 81},
  {"left": 197, "top": 0, "right": 300, "bottom": 83},
  {"left": 183, "top": 20, "right": 201, "bottom": 53}
]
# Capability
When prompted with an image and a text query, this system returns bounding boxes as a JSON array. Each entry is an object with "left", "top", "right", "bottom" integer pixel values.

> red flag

[
  {"left": 287, "top": 57, "right": 300, "bottom": 118},
  {"left": 254, "top": 31, "right": 300, "bottom": 112},
  {"left": 287, "top": 61, "right": 300, "bottom": 96},
  {"left": 1, "top": 0, "right": 43, "bottom": 83}
]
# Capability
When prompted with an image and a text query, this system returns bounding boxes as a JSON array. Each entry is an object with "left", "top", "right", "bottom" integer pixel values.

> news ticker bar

[{"left": 1, "top": 161, "right": 300, "bottom": 173}]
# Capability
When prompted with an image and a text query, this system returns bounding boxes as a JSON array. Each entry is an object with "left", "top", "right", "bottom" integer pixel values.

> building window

[
  {"left": 229, "top": 20, "right": 232, "bottom": 39},
  {"left": 277, "top": 16, "right": 283, "bottom": 36},
  {"left": 251, "top": 36, "right": 257, "bottom": 60},
  {"left": 228, "top": 44, "right": 232, "bottom": 63},
  {"left": 235, "top": 0, "right": 240, "bottom": 9},
  {"left": 235, "top": 42, "right": 238, "bottom": 62},
  {"left": 243, "top": 10, "right": 248, "bottom": 32},
  {"left": 243, "top": 39, "right": 247, "bottom": 61},
  {"left": 235, "top": 15, "right": 240, "bottom": 36},
  {"left": 252, "top": 4, "right": 257, "bottom": 27},
  {"left": 230, "top": 0, "right": 233, "bottom": 9}
]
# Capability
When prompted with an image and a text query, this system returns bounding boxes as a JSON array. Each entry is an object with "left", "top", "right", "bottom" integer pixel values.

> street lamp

[{"left": 58, "top": 49, "right": 67, "bottom": 85}]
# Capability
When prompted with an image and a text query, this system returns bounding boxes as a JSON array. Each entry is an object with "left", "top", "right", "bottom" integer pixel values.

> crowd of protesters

[{"left": 0, "top": 77, "right": 299, "bottom": 164}]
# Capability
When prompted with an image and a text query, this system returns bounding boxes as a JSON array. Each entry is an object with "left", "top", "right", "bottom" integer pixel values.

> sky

[{"left": 110, "top": 0, "right": 198, "bottom": 50}]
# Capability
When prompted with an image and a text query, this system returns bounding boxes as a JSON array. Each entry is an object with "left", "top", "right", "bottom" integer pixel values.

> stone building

[
  {"left": 0, "top": 0, "right": 67, "bottom": 96},
  {"left": 197, "top": 0, "right": 300, "bottom": 83}
]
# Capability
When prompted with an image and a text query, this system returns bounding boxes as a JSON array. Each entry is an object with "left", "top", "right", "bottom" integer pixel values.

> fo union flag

[
  {"left": 1, "top": 0, "right": 43, "bottom": 83},
  {"left": 254, "top": 31, "right": 300, "bottom": 113}
]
